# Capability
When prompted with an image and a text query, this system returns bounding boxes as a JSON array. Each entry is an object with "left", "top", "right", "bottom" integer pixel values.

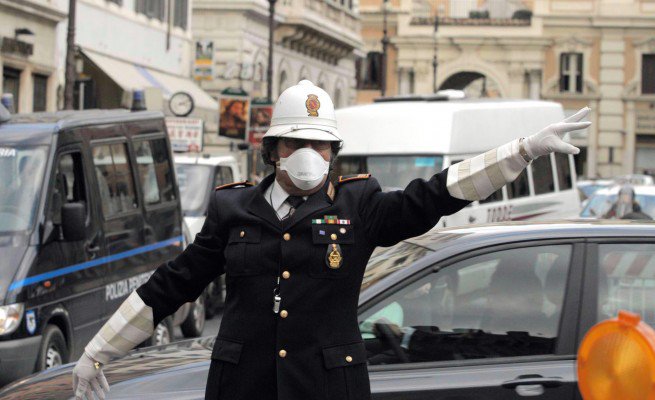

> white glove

[
  {"left": 523, "top": 107, "right": 591, "bottom": 159},
  {"left": 72, "top": 353, "right": 110, "bottom": 400}
]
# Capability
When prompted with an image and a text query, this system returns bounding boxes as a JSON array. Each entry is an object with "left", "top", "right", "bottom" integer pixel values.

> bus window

[
  {"left": 334, "top": 156, "right": 366, "bottom": 177},
  {"left": 506, "top": 169, "right": 530, "bottom": 199},
  {"left": 479, "top": 188, "right": 503, "bottom": 204},
  {"left": 555, "top": 153, "right": 573, "bottom": 190},
  {"left": 532, "top": 154, "right": 555, "bottom": 195}
]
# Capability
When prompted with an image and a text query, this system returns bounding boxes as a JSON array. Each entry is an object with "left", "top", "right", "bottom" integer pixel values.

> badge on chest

[
  {"left": 312, "top": 215, "right": 353, "bottom": 270},
  {"left": 326, "top": 243, "right": 343, "bottom": 269}
]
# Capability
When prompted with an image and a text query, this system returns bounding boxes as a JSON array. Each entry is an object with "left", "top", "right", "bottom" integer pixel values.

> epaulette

[
  {"left": 215, "top": 181, "right": 255, "bottom": 190},
  {"left": 338, "top": 174, "right": 371, "bottom": 184}
]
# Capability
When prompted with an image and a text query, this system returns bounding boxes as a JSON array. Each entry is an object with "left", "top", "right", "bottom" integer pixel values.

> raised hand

[{"left": 523, "top": 107, "right": 591, "bottom": 159}]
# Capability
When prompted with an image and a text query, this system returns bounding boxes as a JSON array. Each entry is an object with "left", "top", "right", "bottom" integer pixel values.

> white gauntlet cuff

[
  {"left": 447, "top": 139, "right": 529, "bottom": 201},
  {"left": 85, "top": 291, "right": 154, "bottom": 364}
]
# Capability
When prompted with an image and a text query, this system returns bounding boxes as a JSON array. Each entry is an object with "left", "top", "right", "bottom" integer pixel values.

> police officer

[{"left": 72, "top": 80, "right": 591, "bottom": 400}]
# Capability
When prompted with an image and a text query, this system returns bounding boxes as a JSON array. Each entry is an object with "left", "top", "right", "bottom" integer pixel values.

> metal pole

[
  {"left": 432, "top": 15, "right": 439, "bottom": 93},
  {"left": 64, "top": 0, "right": 77, "bottom": 110},
  {"left": 381, "top": 0, "right": 389, "bottom": 97},
  {"left": 267, "top": 0, "right": 277, "bottom": 103}
]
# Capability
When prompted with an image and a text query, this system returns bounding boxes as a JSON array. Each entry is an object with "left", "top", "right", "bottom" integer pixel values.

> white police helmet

[{"left": 263, "top": 80, "right": 342, "bottom": 142}]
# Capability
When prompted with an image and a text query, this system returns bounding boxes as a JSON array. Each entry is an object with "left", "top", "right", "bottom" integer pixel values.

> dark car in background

[
  {"left": 0, "top": 107, "right": 204, "bottom": 387},
  {"left": 3, "top": 220, "right": 655, "bottom": 399}
]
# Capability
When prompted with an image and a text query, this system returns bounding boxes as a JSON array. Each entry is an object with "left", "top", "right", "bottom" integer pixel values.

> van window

[
  {"left": 532, "top": 155, "right": 555, "bottom": 195},
  {"left": 506, "top": 169, "right": 530, "bottom": 199},
  {"left": 50, "top": 152, "right": 87, "bottom": 225},
  {"left": 149, "top": 139, "right": 176, "bottom": 202},
  {"left": 335, "top": 155, "right": 443, "bottom": 190},
  {"left": 134, "top": 138, "right": 176, "bottom": 205},
  {"left": 555, "top": 153, "right": 572, "bottom": 190},
  {"left": 92, "top": 143, "right": 137, "bottom": 217},
  {"left": 134, "top": 140, "right": 161, "bottom": 205},
  {"left": 213, "top": 166, "right": 233, "bottom": 187}
]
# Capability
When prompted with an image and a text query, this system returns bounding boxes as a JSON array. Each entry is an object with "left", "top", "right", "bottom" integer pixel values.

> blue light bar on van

[{"left": 8, "top": 236, "right": 184, "bottom": 292}]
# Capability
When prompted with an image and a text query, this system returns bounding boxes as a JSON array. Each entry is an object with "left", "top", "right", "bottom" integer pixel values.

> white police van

[
  {"left": 174, "top": 153, "right": 242, "bottom": 317},
  {"left": 334, "top": 94, "right": 581, "bottom": 227}
]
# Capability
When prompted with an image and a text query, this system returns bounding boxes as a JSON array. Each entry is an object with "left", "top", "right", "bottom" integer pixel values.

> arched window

[
  {"left": 278, "top": 70, "right": 288, "bottom": 97},
  {"left": 334, "top": 88, "right": 342, "bottom": 109}
]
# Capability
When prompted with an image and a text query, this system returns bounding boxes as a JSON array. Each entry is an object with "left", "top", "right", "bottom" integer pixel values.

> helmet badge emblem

[{"left": 306, "top": 94, "right": 320, "bottom": 117}]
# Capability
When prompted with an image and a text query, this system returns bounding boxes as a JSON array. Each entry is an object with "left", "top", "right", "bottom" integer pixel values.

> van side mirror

[{"left": 61, "top": 203, "right": 86, "bottom": 241}]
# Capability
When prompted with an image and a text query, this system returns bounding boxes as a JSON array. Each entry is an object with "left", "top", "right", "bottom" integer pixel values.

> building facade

[
  {"left": 192, "top": 0, "right": 362, "bottom": 123},
  {"left": 64, "top": 0, "right": 219, "bottom": 132},
  {"left": 357, "top": 0, "right": 655, "bottom": 179},
  {"left": 0, "top": 0, "right": 66, "bottom": 113}
]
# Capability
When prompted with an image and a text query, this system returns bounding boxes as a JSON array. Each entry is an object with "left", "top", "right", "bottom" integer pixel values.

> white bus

[{"left": 334, "top": 96, "right": 581, "bottom": 227}]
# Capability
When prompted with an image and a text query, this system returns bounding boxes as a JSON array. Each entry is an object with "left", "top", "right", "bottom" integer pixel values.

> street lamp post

[
  {"left": 381, "top": 0, "right": 389, "bottom": 97},
  {"left": 432, "top": 14, "right": 439, "bottom": 94},
  {"left": 64, "top": 0, "right": 77, "bottom": 110},
  {"left": 267, "top": 0, "right": 277, "bottom": 103}
]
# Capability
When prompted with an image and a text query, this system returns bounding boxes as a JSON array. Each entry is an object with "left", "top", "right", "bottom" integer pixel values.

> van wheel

[
  {"left": 143, "top": 317, "right": 174, "bottom": 347},
  {"left": 205, "top": 278, "right": 224, "bottom": 319},
  {"left": 181, "top": 294, "right": 205, "bottom": 338},
  {"left": 36, "top": 325, "right": 69, "bottom": 371}
]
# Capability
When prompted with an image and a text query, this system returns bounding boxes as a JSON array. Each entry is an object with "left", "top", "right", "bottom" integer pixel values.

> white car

[{"left": 580, "top": 185, "right": 655, "bottom": 219}]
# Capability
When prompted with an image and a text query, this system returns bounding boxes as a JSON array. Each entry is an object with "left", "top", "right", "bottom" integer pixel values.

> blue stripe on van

[{"left": 8, "top": 235, "right": 184, "bottom": 292}]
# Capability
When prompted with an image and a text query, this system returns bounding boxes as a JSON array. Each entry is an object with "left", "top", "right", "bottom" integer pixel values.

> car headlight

[{"left": 0, "top": 303, "right": 24, "bottom": 335}]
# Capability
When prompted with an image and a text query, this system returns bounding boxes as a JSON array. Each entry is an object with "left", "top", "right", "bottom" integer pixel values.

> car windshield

[
  {"left": 0, "top": 145, "right": 48, "bottom": 232},
  {"left": 362, "top": 241, "right": 432, "bottom": 291},
  {"left": 581, "top": 193, "right": 655, "bottom": 219},
  {"left": 336, "top": 155, "right": 444, "bottom": 191},
  {"left": 579, "top": 184, "right": 609, "bottom": 199},
  {"left": 175, "top": 164, "right": 213, "bottom": 215}
]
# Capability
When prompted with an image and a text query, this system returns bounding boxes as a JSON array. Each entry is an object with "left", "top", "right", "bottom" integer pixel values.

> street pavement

[{"left": 173, "top": 310, "right": 222, "bottom": 341}]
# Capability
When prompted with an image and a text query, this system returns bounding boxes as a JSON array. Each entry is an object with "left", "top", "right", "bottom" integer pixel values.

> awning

[{"left": 81, "top": 49, "right": 218, "bottom": 118}]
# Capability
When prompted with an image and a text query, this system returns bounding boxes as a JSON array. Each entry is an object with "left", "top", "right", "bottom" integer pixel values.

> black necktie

[{"left": 285, "top": 196, "right": 305, "bottom": 219}]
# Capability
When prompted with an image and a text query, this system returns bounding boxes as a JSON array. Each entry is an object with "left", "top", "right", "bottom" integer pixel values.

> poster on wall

[
  {"left": 165, "top": 117, "right": 204, "bottom": 152},
  {"left": 248, "top": 102, "right": 273, "bottom": 146},
  {"left": 194, "top": 40, "right": 214, "bottom": 81},
  {"left": 218, "top": 96, "right": 250, "bottom": 140}
]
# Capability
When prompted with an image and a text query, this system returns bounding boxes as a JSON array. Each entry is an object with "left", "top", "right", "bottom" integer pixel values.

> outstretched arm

[
  {"left": 360, "top": 107, "right": 591, "bottom": 247},
  {"left": 447, "top": 107, "right": 590, "bottom": 201}
]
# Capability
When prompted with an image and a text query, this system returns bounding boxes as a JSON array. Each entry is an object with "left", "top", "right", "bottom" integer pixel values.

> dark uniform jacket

[{"left": 136, "top": 169, "right": 469, "bottom": 400}]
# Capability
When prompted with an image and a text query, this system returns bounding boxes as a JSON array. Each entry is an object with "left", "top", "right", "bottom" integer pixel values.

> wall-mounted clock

[{"left": 169, "top": 91, "right": 194, "bottom": 117}]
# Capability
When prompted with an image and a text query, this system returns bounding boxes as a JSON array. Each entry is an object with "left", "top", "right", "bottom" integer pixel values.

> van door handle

[
  {"left": 502, "top": 375, "right": 564, "bottom": 389},
  {"left": 85, "top": 232, "right": 101, "bottom": 257},
  {"left": 468, "top": 216, "right": 476, "bottom": 223}
]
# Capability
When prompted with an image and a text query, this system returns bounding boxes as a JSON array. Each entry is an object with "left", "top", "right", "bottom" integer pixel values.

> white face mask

[{"left": 279, "top": 148, "right": 330, "bottom": 191}]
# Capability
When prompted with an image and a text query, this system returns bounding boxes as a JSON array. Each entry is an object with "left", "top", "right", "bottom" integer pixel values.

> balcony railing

[{"left": 411, "top": 0, "right": 533, "bottom": 26}]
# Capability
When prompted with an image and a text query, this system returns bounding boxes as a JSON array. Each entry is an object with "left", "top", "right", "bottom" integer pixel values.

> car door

[
  {"left": 360, "top": 241, "right": 584, "bottom": 400},
  {"left": 577, "top": 239, "right": 655, "bottom": 399}
]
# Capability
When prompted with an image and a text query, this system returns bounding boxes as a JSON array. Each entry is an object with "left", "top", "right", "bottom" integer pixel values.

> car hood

[
  {"left": 0, "top": 234, "right": 29, "bottom": 303},
  {"left": 0, "top": 337, "right": 215, "bottom": 400}
]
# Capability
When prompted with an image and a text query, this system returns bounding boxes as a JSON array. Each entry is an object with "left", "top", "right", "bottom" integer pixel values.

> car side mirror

[{"left": 61, "top": 202, "right": 86, "bottom": 241}]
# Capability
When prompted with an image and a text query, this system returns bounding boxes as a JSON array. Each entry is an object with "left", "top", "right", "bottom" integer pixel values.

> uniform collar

[
  {"left": 269, "top": 178, "right": 291, "bottom": 214},
  {"left": 246, "top": 173, "right": 333, "bottom": 231}
]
